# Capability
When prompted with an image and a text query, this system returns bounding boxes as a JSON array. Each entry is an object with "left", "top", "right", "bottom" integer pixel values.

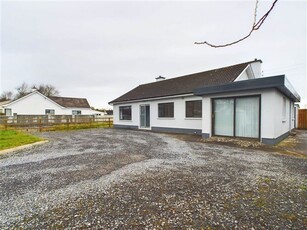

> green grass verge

[
  {"left": 0, "top": 130, "right": 43, "bottom": 151},
  {"left": 45, "top": 122, "right": 112, "bottom": 131}
]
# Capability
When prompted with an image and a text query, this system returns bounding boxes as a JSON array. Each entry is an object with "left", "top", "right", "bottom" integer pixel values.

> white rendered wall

[
  {"left": 113, "top": 95, "right": 203, "bottom": 130},
  {"left": 4, "top": 92, "right": 97, "bottom": 115},
  {"left": 5, "top": 93, "right": 64, "bottom": 115},
  {"left": 249, "top": 61, "right": 262, "bottom": 78},
  {"left": 114, "top": 88, "right": 294, "bottom": 141},
  {"left": 273, "top": 90, "right": 293, "bottom": 137}
]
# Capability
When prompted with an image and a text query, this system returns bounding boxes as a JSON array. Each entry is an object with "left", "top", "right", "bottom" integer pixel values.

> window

[
  {"left": 282, "top": 97, "right": 286, "bottom": 121},
  {"left": 119, "top": 106, "right": 132, "bottom": 120},
  {"left": 5, "top": 108, "right": 12, "bottom": 116},
  {"left": 186, "top": 100, "right": 202, "bottom": 118},
  {"left": 45, "top": 109, "right": 55, "bottom": 115},
  {"left": 158, "top": 102, "right": 174, "bottom": 118},
  {"left": 72, "top": 110, "right": 82, "bottom": 115}
]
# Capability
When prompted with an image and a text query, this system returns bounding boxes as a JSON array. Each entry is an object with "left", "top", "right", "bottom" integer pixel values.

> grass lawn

[{"left": 0, "top": 130, "right": 43, "bottom": 151}]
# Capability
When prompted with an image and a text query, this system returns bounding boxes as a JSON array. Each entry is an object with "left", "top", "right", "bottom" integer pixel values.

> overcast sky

[{"left": 1, "top": 0, "right": 306, "bottom": 108}]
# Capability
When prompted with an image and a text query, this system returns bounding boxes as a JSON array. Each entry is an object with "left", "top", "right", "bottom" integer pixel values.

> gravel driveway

[{"left": 0, "top": 128, "right": 306, "bottom": 229}]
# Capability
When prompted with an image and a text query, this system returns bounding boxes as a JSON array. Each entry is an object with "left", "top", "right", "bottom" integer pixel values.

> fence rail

[
  {"left": 298, "top": 109, "right": 307, "bottom": 130},
  {"left": 0, "top": 115, "right": 113, "bottom": 131}
]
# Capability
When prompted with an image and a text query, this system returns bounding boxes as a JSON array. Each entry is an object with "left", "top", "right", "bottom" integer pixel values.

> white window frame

[
  {"left": 72, "top": 110, "right": 82, "bottom": 115},
  {"left": 45, "top": 109, "right": 55, "bottom": 115},
  {"left": 5, "top": 108, "right": 12, "bottom": 116},
  {"left": 158, "top": 102, "right": 174, "bottom": 118},
  {"left": 282, "top": 97, "right": 286, "bottom": 122},
  {"left": 119, "top": 106, "right": 132, "bottom": 120}
]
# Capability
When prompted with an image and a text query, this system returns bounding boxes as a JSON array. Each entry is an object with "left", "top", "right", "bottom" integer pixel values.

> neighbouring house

[
  {"left": 109, "top": 59, "right": 301, "bottom": 145},
  {"left": 3, "top": 89, "right": 102, "bottom": 116},
  {"left": 0, "top": 100, "right": 12, "bottom": 114}
]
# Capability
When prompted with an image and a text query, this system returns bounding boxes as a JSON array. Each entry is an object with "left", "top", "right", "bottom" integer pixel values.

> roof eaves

[
  {"left": 194, "top": 75, "right": 300, "bottom": 102},
  {"left": 109, "top": 93, "right": 195, "bottom": 105}
]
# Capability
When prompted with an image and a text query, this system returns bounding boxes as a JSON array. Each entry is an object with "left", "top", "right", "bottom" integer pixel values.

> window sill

[
  {"left": 185, "top": 117, "right": 202, "bottom": 120},
  {"left": 157, "top": 117, "right": 175, "bottom": 120}
]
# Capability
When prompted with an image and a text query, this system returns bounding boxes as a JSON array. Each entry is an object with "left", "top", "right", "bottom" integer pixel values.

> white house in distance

[
  {"left": 109, "top": 59, "right": 301, "bottom": 145},
  {"left": 0, "top": 100, "right": 11, "bottom": 114},
  {"left": 3, "top": 89, "right": 102, "bottom": 116}
]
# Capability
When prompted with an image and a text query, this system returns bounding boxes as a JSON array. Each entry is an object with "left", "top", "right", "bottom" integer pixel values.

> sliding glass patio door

[
  {"left": 235, "top": 97, "right": 259, "bottom": 138},
  {"left": 213, "top": 96, "right": 260, "bottom": 138},
  {"left": 213, "top": 99, "right": 234, "bottom": 136}
]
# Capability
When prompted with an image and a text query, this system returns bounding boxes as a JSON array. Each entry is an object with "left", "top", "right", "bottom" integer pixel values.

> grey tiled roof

[
  {"left": 110, "top": 60, "right": 260, "bottom": 104},
  {"left": 49, "top": 96, "right": 91, "bottom": 108}
]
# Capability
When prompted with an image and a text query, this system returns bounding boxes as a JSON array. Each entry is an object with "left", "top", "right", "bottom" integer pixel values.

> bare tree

[
  {"left": 37, "top": 84, "right": 59, "bottom": 97},
  {"left": 0, "top": 91, "right": 13, "bottom": 102},
  {"left": 15, "top": 82, "right": 30, "bottom": 99},
  {"left": 195, "top": 0, "right": 279, "bottom": 48}
]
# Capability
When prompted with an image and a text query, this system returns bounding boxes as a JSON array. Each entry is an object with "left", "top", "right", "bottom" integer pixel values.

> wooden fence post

[
  {"left": 4, "top": 117, "right": 8, "bottom": 130},
  {"left": 39, "top": 118, "right": 42, "bottom": 132},
  {"left": 66, "top": 118, "right": 69, "bottom": 130},
  {"left": 108, "top": 118, "right": 111, "bottom": 127}
]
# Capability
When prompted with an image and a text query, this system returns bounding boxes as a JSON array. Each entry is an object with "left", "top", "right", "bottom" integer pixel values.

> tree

[
  {"left": 14, "top": 82, "right": 60, "bottom": 99},
  {"left": 15, "top": 82, "right": 30, "bottom": 99},
  {"left": 0, "top": 91, "right": 13, "bottom": 102},
  {"left": 36, "top": 84, "right": 59, "bottom": 97}
]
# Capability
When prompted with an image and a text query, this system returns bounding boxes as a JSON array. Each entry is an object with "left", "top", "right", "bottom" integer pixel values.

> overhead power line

[{"left": 195, "top": 0, "right": 279, "bottom": 48}]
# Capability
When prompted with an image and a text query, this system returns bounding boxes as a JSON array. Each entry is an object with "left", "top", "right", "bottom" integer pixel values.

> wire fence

[{"left": 0, "top": 115, "right": 113, "bottom": 132}]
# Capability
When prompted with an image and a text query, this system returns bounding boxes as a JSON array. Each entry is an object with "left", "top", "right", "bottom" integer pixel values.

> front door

[{"left": 140, "top": 105, "right": 150, "bottom": 128}]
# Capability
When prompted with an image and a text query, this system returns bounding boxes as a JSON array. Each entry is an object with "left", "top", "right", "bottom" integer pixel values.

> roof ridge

[
  {"left": 109, "top": 59, "right": 262, "bottom": 104},
  {"left": 139, "top": 59, "right": 261, "bottom": 87},
  {"left": 48, "top": 95, "right": 87, "bottom": 100}
]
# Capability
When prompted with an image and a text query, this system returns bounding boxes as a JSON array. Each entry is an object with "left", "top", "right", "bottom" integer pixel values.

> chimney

[
  {"left": 155, "top": 75, "right": 166, "bottom": 81},
  {"left": 31, "top": 87, "right": 37, "bottom": 92}
]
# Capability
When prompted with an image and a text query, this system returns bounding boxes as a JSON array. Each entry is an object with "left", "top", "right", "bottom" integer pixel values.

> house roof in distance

[
  {"left": 0, "top": 100, "right": 12, "bottom": 106},
  {"left": 48, "top": 96, "right": 91, "bottom": 108},
  {"left": 110, "top": 60, "right": 261, "bottom": 104},
  {"left": 3, "top": 90, "right": 92, "bottom": 109}
]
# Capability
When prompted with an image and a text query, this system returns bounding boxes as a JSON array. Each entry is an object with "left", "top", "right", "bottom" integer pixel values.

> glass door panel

[
  {"left": 235, "top": 97, "right": 259, "bottom": 138},
  {"left": 214, "top": 99, "right": 234, "bottom": 136},
  {"left": 140, "top": 105, "right": 150, "bottom": 128}
]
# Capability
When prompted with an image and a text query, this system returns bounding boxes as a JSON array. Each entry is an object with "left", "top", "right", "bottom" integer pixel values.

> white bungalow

[
  {"left": 109, "top": 59, "right": 300, "bottom": 145},
  {"left": 3, "top": 89, "right": 102, "bottom": 116}
]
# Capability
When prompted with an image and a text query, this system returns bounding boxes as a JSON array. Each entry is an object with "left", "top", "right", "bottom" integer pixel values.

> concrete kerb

[{"left": 0, "top": 140, "right": 49, "bottom": 155}]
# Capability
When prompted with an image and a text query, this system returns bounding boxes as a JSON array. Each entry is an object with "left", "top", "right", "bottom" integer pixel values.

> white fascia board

[
  {"left": 234, "top": 64, "right": 254, "bottom": 82},
  {"left": 111, "top": 93, "right": 195, "bottom": 105},
  {"left": 3, "top": 91, "right": 66, "bottom": 109}
]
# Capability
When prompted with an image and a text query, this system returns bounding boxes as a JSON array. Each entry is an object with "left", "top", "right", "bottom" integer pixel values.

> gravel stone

[{"left": 0, "top": 128, "right": 306, "bottom": 229}]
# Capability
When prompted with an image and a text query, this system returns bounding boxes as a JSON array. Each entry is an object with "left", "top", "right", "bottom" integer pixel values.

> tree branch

[{"left": 195, "top": 0, "right": 278, "bottom": 48}]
